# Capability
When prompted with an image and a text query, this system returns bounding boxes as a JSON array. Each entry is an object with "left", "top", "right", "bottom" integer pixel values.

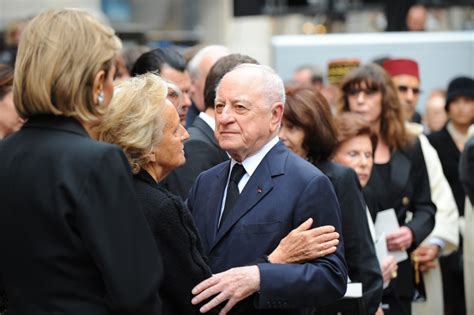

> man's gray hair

[
  {"left": 223, "top": 63, "right": 285, "bottom": 106},
  {"left": 187, "top": 45, "right": 230, "bottom": 80}
]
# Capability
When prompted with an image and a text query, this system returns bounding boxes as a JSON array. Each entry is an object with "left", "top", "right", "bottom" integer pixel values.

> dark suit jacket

[
  {"left": 428, "top": 125, "right": 465, "bottom": 215},
  {"left": 315, "top": 161, "right": 383, "bottom": 315},
  {"left": 133, "top": 169, "right": 213, "bottom": 315},
  {"left": 187, "top": 142, "right": 348, "bottom": 314},
  {"left": 0, "top": 115, "right": 162, "bottom": 315},
  {"left": 365, "top": 138, "right": 436, "bottom": 311},
  {"left": 163, "top": 116, "right": 228, "bottom": 199},
  {"left": 460, "top": 136, "right": 474, "bottom": 205}
]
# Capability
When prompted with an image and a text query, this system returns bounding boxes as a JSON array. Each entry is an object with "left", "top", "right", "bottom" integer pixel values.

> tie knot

[{"left": 230, "top": 163, "right": 246, "bottom": 184}]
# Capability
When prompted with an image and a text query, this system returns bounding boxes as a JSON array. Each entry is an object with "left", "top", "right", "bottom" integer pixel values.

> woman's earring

[{"left": 97, "top": 91, "right": 105, "bottom": 105}]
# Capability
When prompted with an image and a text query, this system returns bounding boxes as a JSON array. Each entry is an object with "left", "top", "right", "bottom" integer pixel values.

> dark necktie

[{"left": 220, "top": 163, "right": 246, "bottom": 226}]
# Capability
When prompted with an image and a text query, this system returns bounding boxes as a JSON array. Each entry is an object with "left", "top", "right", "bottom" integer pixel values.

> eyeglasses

[
  {"left": 347, "top": 88, "right": 380, "bottom": 97},
  {"left": 397, "top": 85, "right": 421, "bottom": 95}
]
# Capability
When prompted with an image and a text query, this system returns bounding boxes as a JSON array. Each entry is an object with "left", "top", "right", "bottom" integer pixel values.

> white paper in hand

[
  {"left": 374, "top": 232, "right": 388, "bottom": 266},
  {"left": 374, "top": 208, "right": 408, "bottom": 263}
]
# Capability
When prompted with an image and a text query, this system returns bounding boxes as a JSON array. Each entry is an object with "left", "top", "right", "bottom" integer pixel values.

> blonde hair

[
  {"left": 99, "top": 73, "right": 168, "bottom": 174},
  {"left": 13, "top": 9, "right": 122, "bottom": 122}
]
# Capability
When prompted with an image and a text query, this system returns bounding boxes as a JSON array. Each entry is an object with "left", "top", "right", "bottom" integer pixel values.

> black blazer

[
  {"left": 365, "top": 138, "right": 436, "bottom": 308},
  {"left": 316, "top": 161, "right": 383, "bottom": 315},
  {"left": 163, "top": 116, "right": 228, "bottom": 199},
  {"left": 0, "top": 115, "right": 162, "bottom": 315},
  {"left": 460, "top": 136, "right": 474, "bottom": 205},
  {"left": 133, "top": 169, "right": 214, "bottom": 315},
  {"left": 428, "top": 125, "right": 465, "bottom": 215}
]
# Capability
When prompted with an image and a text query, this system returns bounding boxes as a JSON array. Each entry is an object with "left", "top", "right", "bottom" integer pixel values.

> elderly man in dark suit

[{"left": 188, "top": 64, "right": 347, "bottom": 315}]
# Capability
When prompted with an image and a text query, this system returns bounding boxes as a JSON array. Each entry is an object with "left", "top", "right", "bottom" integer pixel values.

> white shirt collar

[
  {"left": 198, "top": 112, "right": 215, "bottom": 131},
  {"left": 230, "top": 136, "right": 279, "bottom": 178}
]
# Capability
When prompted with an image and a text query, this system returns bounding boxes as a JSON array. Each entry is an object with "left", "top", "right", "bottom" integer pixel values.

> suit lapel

[
  {"left": 205, "top": 162, "right": 230, "bottom": 251},
  {"left": 209, "top": 142, "right": 287, "bottom": 253}
]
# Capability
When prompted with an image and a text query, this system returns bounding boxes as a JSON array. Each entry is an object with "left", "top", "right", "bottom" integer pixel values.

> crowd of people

[{"left": 0, "top": 8, "right": 473, "bottom": 315}]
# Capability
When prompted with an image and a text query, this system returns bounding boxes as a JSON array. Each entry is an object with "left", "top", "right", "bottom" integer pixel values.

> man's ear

[
  {"left": 270, "top": 103, "right": 284, "bottom": 132},
  {"left": 92, "top": 70, "right": 106, "bottom": 104}
]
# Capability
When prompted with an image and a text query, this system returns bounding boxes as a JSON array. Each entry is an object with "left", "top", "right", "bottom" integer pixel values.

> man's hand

[
  {"left": 412, "top": 244, "right": 439, "bottom": 272},
  {"left": 268, "top": 218, "right": 339, "bottom": 264},
  {"left": 191, "top": 266, "right": 260, "bottom": 315},
  {"left": 386, "top": 226, "right": 413, "bottom": 252}
]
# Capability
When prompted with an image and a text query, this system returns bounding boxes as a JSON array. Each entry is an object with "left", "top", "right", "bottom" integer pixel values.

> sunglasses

[
  {"left": 397, "top": 85, "right": 421, "bottom": 95},
  {"left": 347, "top": 88, "right": 380, "bottom": 97}
]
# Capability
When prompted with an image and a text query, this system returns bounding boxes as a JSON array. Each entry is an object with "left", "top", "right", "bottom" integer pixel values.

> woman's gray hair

[{"left": 98, "top": 73, "right": 168, "bottom": 173}]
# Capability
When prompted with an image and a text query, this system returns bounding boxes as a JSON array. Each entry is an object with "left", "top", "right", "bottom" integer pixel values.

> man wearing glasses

[
  {"left": 384, "top": 58, "right": 460, "bottom": 315},
  {"left": 383, "top": 58, "right": 422, "bottom": 123}
]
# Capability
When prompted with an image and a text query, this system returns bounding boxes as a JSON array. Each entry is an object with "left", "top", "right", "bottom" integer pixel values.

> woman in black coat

[
  {"left": 279, "top": 85, "right": 383, "bottom": 315},
  {"left": 338, "top": 64, "right": 436, "bottom": 315},
  {"left": 0, "top": 10, "right": 162, "bottom": 315},
  {"left": 98, "top": 73, "right": 341, "bottom": 315}
]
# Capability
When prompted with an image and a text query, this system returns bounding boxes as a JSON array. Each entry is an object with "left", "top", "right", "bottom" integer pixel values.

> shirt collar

[
  {"left": 230, "top": 136, "right": 279, "bottom": 176},
  {"left": 198, "top": 112, "right": 215, "bottom": 131}
]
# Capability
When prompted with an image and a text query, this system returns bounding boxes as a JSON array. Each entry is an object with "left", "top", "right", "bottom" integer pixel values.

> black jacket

[
  {"left": 133, "top": 169, "right": 213, "bottom": 315},
  {"left": 0, "top": 115, "right": 162, "bottom": 315},
  {"left": 315, "top": 161, "right": 383, "bottom": 315},
  {"left": 365, "top": 138, "right": 436, "bottom": 313}
]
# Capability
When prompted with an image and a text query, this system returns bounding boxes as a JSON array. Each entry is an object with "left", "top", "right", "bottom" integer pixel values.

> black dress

[
  {"left": 364, "top": 138, "right": 436, "bottom": 315},
  {"left": 133, "top": 169, "right": 213, "bottom": 315}
]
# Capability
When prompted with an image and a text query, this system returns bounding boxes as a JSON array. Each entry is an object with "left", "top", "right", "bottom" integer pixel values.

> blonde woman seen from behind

[{"left": 0, "top": 9, "right": 162, "bottom": 315}]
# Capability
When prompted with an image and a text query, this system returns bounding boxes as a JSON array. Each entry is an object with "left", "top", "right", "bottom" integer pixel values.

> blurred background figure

[
  {"left": 460, "top": 131, "right": 474, "bottom": 315},
  {"left": 121, "top": 45, "right": 150, "bottom": 75},
  {"left": 406, "top": 4, "right": 428, "bottom": 32},
  {"left": 185, "top": 45, "right": 230, "bottom": 127},
  {"left": 0, "top": 64, "right": 23, "bottom": 140},
  {"left": 383, "top": 58, "right": 422, "bottom": 124},
  {"left": 131, "top": 48, "right": 192, "bottom": 126},
  {"left": 428, "top": 76, "right": 474, "bottom": 315},
  {"left": 323, "top": 58, "right": 360, "bottom": 113},
  {"left": 423, "top": 89, "right": 448, "bottom": 134},
  {"left": 0, "top": 18, "right": 28, "bottom": 67},
  {"left": 291, "top": 64, "right": 324, "bottom": 92}
]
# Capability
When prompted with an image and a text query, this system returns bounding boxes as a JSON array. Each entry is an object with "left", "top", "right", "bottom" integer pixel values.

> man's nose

[
  {"left": 405, "top": 89, "right": 415, "bottom": 101},
  {"left": 183, "top": 93, "right": 192, "bottom": 107},
  {"left": 217, "top": 105, "right": 234, "bottom": 124}
]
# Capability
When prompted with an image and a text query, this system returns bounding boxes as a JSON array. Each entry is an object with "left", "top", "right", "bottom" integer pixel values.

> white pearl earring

[{"left": 97, "top": 91, "right": 105, "bottom": 105}]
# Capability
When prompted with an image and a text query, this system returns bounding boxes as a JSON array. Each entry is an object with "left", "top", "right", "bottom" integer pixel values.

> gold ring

[
  {"left": 391, "top": 270, "right": 398, "bottom": 279},
  {"left": 401, "top": 246, "right": 406, "bottom": 252}
]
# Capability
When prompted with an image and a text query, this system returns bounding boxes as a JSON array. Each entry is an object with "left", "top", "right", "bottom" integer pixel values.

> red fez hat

[{"left": 383, "top": 58, "right": 419, "bottom": 80}]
